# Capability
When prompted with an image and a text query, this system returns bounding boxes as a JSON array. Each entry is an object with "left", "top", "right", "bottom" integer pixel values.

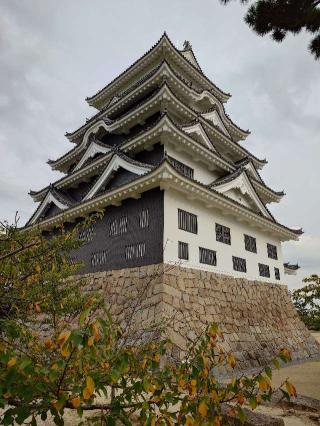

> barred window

[
  {"left": 169, "top": 156, "right": 194, "bottom": 179},
  {"left": 139, "top": 209, "right": 149, "bottom": 229},
  {"left": 109, "top": 216, "right": 128, "bottom": 236},
  {"left": 199, "top": 247, "right": 217, "bottom": 266},
  {"left": 67, "top": 255, "right": 78, "bottom": 265},
  {"left": 125, "top": 242, "right": 146, "bottom": 260},
  {"left": 216, "top": 223, "right": 231, "bottom": 245},
  {"left": 178, "top": 241, "right": 189, "bottom": 260},
  {"left": 274, "top": 267, "right": 280, "bottom": 280},
  {"left": 78, "top": 224, "right": 95, "bottom": 242},
  {"left": 259, "top": 263, "right": 270, "bottom": 278},
  {"left": 232, "top": 256, "right": 247, "bottom": 272},
  {"left": 267, "top": 243, "right": 278, "bottom": 260},
  {"left": 244, "top": 234, "right": 257, "bottom": 253},
  {"left": 91, "top": 250, "right": 108, "bottom": 267},
  {"left": 178, "top": 209, "right": 198, "bottom": 234}
]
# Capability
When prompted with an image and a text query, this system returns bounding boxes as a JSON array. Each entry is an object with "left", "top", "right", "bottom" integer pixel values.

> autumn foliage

[{"left": 0, "top": 216, "right": 295, "bottom": 425}]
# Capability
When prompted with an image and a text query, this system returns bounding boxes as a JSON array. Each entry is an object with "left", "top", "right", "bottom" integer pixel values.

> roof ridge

[{"left": 86, "top": 33, "right": 230, "bottom": 106}]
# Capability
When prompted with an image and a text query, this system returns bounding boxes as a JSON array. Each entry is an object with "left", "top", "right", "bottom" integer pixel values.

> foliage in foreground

[
  {"left": 292, "top": 274, "right": 320, "bottom": 331},
  {"left": 0, "top": 217, "right": 296, "bottom": 425},
  {"left": 220, "top": 0, "right": 320, "bottom": 59}
]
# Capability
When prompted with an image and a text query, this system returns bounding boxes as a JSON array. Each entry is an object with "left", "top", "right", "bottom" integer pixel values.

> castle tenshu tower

[{"left": 27, "top": 34, "right": 302, "bottom": 282}]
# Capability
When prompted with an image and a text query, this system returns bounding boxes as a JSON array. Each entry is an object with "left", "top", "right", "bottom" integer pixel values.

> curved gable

[
  {"left": 213, "top": 171, "right": 272, "bottom": 219},
  {"left": 28, "top": 190, "right": 70, "bottom": 225},
  {"left": 74, "top": 141, "right": 111, "bottom": 171},
  {"left": 84, "top": 154, "right": 152, "bottom": 201}
]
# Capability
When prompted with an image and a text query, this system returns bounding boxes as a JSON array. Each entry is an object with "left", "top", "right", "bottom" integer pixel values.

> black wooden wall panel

[{"left": 71, "top": 188, "right": 164, "bottom": 273}]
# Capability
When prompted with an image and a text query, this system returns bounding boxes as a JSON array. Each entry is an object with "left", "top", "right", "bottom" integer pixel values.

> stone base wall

[{"left": 78, "top": 263, "right": 320, "bottom": 371}]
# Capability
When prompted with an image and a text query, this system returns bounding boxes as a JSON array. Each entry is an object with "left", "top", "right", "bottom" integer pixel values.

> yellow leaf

[
  {"left": 141, "top": 357, "right": 147, "bottom": 369},
  {"left": 86, "top": 376, "right": 95, "bottom": 394},
  {"left": 87, "top": 336, "right": 94, "bottom": 347},
  {"left": 7, "top": 358, "right": 17, "bottom": 368},
  {"left": 237, "top": 393, "right": 245, "bottom": 405},
  {"left": 185, "top": 416, "right": 194, "bottom": 426},
  {"left": 51, "top": 363, "right": 59, "bottom": 370},
  {"left": 213, "top": 416, "right": 221, "bottom": 426},
  {"left": 285, "top": 381, "right": 297, "bottom": 397},
  {"left": 190, "top": 379, "right": 197, "bottom": 387},
  {"left": 227, "top": 353, "right": 236, "bottom": 369},
  {"left": 51, "top": 399, "right": 64, "bottom": 411},
  {"left": 92, "top": 322, "right": 101, "bottom": 342},
  {"left": 280, "top": 348, "right": 291, "bottom": 361},
  {"left": 258, "top": 377, "right": 270, "bottom": 392},
  {"left": 70, "top": 396, "right": 80, "bottom": 408},
  {"left": 178, "top": 377, "right": 185, "bottom": 389},
  {"left": 44, "top": 338, "right": 53, "bottom": 349},
  {"left": 83, "top": 387, "right": 91, "bottom": 400},
  {"left": 60, "top": 345, "right": 70, "bottom": 358},
  {"left": 153, "top": 353, "right": 160, "bottom": 363},
  {"left": 208, "top": 323, "right": 219, "bottom": 337},
  {"left": 210, "top": 389, "right": 219, "bottom": 402},
  {"left": 57, "top": 330, "right": 71, "bottom": 347},
  {"left": 198, "top": 400, "right": 208, "bottom": 417}
]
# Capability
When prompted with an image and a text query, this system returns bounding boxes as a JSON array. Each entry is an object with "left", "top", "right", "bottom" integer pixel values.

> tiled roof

[
  {"left": 86, "top": 32, "right": 230, "bottom": 105},
  {"left": 284, "top": 262, "right": 301, "bottom": 270},
  {"left": 26, "top": 159, "right": 302, "bottom": 238}
]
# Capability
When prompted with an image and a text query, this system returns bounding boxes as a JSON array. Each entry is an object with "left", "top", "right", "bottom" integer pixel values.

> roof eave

[{"left": 25, "top": 161, "right": 301, "bottom": 242}]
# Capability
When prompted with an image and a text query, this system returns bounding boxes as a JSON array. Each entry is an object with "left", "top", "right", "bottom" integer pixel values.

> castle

[
  {"left": 26, "top": 34, "right": 319, "bottom": 368},
  {"left": 27, "top": 34, "right": 300, "bottom": 282}
]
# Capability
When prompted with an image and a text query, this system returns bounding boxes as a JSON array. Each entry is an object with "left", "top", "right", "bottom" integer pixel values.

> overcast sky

[{"left": 0, "top": 0, "right": 319, "bottom": 289}]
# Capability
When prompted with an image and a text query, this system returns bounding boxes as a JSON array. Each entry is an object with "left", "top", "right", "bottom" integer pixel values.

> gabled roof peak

[{"left": 86, "top": 32, "right": 230, "bottom": 109}]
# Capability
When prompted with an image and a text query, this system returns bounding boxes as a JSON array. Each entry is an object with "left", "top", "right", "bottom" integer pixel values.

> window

[
  {"left": 232, "top": 256, "right": 247, "bottom": 272},
  {"left": 178, "top": 209, "right": 198, "bottom": 234},
  {"left": 244, "top": 234, "right": 257, "bottom": 253},
  {"left": 78, "top": 224, "right": 95, "bottom": 242},
  {"left": 91, "top": 250, "right": 108, "bottom": 267},
  {"left": 139, "top": 209, "right": 149, "bottom": 228},
  {"left": 274, "top": 267, "right": 280, "bottom": 280},
  {"left": 67, "top": 255, "right": 78, "bottom": 265},
  {"left": 259, "top": 263, "right": 270, "bottom": 278},
  {"left": 216, "top": 223, "right": 231, "bottom": 245},
  {"left": 267, "top": 243, "right": 278, "bottom": 260},
  {"left": 199, "top": 247, "right": 217, "bottom": 266},
  {"left": 169, "top": 156, "right": 194, "bottom": 179},
  {"left": 125, "top": 242, "right": 146, "bottom": 260},
  {"left": 178, "top": 241, "right": 189, "bottom": 260},
  {"left": 109, "top": 216, "right": 128, "bottom": 236}
]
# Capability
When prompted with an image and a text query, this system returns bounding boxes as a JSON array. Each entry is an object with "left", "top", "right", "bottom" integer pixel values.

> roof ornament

[{"left": 183, "top": 40, "right": 192, "bottom": 51}]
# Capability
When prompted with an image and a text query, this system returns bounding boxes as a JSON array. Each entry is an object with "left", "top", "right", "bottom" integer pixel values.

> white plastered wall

[
  {"left": 163, "top": 188, "right": 285, "bottom": 283},
  {"left": 165, "top": 144, "right": 220, "bottom": 184}
]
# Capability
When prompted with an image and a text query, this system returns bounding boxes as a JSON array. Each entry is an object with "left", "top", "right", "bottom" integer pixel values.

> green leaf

[
  {"left": 79, "top": 308, "right": 90, "bottom": 326},
  {"left": 237, "top": 406, "right": 246, "bottom": 424},
  {"left": 272, "top": 358, "right": 280, "bottom": 369},
  {"left": 265, "top": 366, "right": 272, "bottom": 379}
]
